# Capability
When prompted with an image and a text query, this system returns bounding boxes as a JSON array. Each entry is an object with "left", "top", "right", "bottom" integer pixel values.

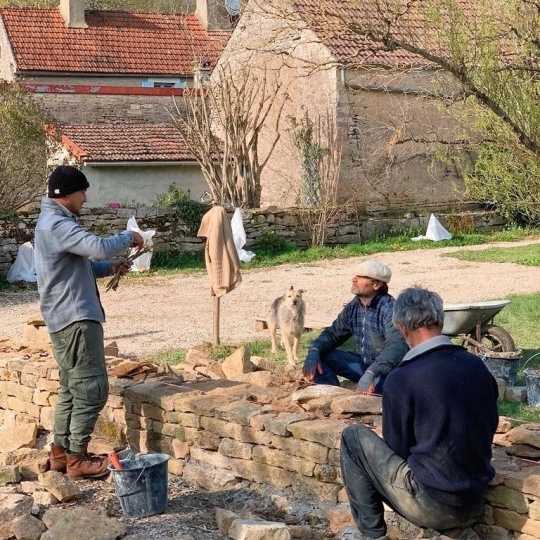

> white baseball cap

[{"left": 356, "top": 261, "right": 392, "bottom": 283}]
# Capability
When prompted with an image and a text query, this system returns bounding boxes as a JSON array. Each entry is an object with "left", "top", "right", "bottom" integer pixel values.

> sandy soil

[{"left": 2, "top": 239, "right": 540, "bottom": 358}]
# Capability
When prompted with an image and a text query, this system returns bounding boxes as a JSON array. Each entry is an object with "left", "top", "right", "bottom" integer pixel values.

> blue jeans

[
  {"left": 340, "top": 425, "right": 484, "bottom": 538},
  {"left": 313, "top": 349, "right": 385, "bottom": 394}
]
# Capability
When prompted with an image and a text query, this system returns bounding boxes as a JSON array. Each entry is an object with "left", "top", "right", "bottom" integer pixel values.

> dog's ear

[
  {"left": 289, "top": 285, "right": 294, "bottom": 291},
  {"left": 299, "top": 289, "right": 306, "bottom": 294}
]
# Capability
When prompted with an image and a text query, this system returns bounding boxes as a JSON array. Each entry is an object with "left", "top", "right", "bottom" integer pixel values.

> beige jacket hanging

[{"left": 197, "top": 206, "right": 242, "bottom": 297}]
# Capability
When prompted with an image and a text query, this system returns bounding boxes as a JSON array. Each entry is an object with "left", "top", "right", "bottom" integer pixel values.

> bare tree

[
  {"left": 169, "top": 63, "right": 288, "bottom": 208},
  {"left": 289, "top": 111, "right": 343, "bottom": 246}
]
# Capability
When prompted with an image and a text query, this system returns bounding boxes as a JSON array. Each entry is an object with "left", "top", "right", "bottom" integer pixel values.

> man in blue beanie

[{"left": 35, "top": 165, "right": 144, "bottom": 479}]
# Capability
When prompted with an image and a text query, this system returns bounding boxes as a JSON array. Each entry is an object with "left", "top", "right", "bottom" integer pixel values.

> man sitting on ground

[
  {"left": 303, "top": 260, "right": 407, "bottom": 394},
  {"left": 339, "top": 286, "right": 499, "bottom": 540}
]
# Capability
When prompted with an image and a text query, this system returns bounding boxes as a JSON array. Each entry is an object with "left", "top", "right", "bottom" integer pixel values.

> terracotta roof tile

[
  {"left": 294, "top": 0, "right": 475, "bottom": 67},
  {"left": 0, "top": 8, "right": 230, "bottom": 75},
  {"left": 60, "top": 124, "right": 196, "bottom": 162}
]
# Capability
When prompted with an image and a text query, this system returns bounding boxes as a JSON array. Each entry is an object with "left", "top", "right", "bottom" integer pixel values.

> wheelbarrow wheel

[{"left": 469, "top": 325, "right": 516, "bottom": 354}]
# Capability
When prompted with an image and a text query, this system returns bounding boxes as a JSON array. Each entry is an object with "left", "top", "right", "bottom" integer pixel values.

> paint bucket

[
  {"left": 108, "top": 453, "right": 170, "bottom": 517},
  {"left": 525, "top": 370, "right": 540, "bottom": 407},
  {"left": 521, "top": 353, "right": 540, "bottom": 407},
  {"left": 481, "top": 351, "right": 521, "bottom": 386}
]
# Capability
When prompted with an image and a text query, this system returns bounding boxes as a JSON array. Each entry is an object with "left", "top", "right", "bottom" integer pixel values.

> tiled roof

[
  {"left": 0, "top": 8, "right": 230, "bottom": 75},
  {"left": 294, "top": 0, "right": 475, "bottom": 67},
  {"left": 60, "top": 124, "right": 196, "bottom": 162}
]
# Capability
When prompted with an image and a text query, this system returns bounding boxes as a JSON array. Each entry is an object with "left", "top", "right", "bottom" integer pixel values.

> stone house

[
  {"left": 0, "top": 0, "right": 233, "bottom": 207},
  {"left": 216, "top": 0, "right": 469, "bottom": 211}
]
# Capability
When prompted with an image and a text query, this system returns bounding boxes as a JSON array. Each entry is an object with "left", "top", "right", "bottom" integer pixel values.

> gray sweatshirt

[{"left": 34, "top": 198, "right": 133, "bottom": 333}]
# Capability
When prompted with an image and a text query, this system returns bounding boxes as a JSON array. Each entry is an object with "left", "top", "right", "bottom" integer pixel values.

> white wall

[{"left": 80, "top": 164, "right": 209, "bottom": 207}]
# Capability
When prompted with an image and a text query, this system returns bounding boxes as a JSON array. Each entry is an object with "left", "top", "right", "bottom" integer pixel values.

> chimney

[
  {"left": 193, "top": 61, "right": 212, "bottom": 89},
  {"left": 195, "top": 0, "right": 233, "bottom": 30},
  {"left": 59, "top": 0, "right": 87, "bottom": 29}
]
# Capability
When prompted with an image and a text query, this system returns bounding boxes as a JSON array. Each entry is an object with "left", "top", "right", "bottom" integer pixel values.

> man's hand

[
  {"left": 357, "top": 370, "right": 376, "bottom": 394},
  {"left": 303, "top": 348, "right": 323, "bottom": 381},
  {"left": 112, "top": 257, "right": 132, "bottom": 276},
  {"left": 130, "top": 231, "right": 145, "bottom": 249}
]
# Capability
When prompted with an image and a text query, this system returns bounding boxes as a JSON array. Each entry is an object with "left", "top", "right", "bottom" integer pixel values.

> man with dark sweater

[{"left": 339, "top": 286, "right": 498, "bottom": 540}]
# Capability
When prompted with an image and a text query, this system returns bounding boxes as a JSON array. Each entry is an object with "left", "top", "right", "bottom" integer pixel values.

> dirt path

[{"left": 2, "top": 239, "right": 540, "bottom": 358}]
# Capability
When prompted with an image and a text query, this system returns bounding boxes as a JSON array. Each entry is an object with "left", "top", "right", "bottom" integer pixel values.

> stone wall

[
  {"left": 0, "top": 205, "right": 506, "bottom": 277},
  {"left": 0, "top": 349, "right": 540, "bottom": 539}
]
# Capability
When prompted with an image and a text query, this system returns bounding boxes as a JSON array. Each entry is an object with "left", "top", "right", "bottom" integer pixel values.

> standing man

[
  {"left": 339, "top": 287, "right": 498, "bottom": 540},
  {"left": 35, "top": 165, "right": 144, "bottom": 479},
  {"left": 303, "top": 260, "right": 407, "bottom": 394}
]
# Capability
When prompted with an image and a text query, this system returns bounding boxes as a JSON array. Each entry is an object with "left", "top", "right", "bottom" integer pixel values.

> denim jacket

[
  {"left": 311, "top": 293, "right": 408, "bottom": 377},
  {"left": 34, "top": 198, "right": 133, "bottom": 333}
]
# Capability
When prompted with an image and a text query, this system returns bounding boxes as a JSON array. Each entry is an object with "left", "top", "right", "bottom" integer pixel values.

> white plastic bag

[
  {"left": 127, "top": 216, "right": 156, "bottom": 272},
  {"left": 7, "top": 242, "right": 37, "bottom": 283},
  {"left": 412, "top": 214, "right": 452, "bottom": 242},
  {"left": 231, "top": 208, "right": 256, "bottom": 263}
]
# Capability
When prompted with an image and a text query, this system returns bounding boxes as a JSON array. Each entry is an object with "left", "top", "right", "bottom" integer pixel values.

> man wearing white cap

[{"left": 303, "top": 260, "right": 407, "bottom": 394}]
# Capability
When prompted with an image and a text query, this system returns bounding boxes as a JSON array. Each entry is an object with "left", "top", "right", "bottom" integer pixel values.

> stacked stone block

[{"left": 1, "top": 355, "right": 540, "bottom": 538}]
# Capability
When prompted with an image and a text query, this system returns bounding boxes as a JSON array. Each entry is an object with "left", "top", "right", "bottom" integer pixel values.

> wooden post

[{"left": 213, "top": 295, "right": 220, "bottom": 346}]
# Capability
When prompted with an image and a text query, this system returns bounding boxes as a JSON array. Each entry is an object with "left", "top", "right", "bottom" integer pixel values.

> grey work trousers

[
  {"left": 49, "top": 321, "right": 109, "bottom": 454},
  {"left": 340, "top": 424, "right": 485, "bottom": 538}
]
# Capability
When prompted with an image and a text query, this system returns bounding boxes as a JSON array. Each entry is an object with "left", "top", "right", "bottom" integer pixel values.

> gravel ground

[
  {"left": 4, "top": 240, "right": 537, "bottom": 539},
  {"left": 63, "top": 473, "right": 421, "bottom": 539},
  {"left": 2, "top": 239, "right": 540, "bottom": 358}
]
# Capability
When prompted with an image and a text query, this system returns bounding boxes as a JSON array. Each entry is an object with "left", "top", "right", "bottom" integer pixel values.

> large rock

[
  {"left": 228, "top": 519, "right": 291, "bottom": 540},
  {"left": 41, "top": 508, "right": 126, "bottom": 540},
  {"left": 221, "top": 347, "right": 252, "bottom": 380},
  {"left": 0, "top": 493, "right": 33, "bottom": 526},
  {"left": 0, "top": 493, "right": 33, "bottom": 520},
  {"left": 505, "top": 423, "right": 540, "bottom": 449},
  {"left": 0, "top": 448, "right": 49, "bottom": 479},
  {"left": 0, "top": 466, "right": 20, "bottom": 485},
  {"left": 331, "top": 395, "right": 383, "bottom": 415},
  {"left": 291, "top": 385, "right": 351, "bottom": 404},
  {"left": 0, "top": 423, "right": 37, "bottom": 453},
  {"left": 215, "top": 508, "right": 240, "bottom": 535},
  {"left": 10, "top": 514, "right": 47, "bottom": 540},
  {"left": 38, "top": 471, "right": 81, "bottom": 503}
]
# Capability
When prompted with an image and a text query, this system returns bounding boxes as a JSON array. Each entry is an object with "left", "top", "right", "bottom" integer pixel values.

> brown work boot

[
  {"left": 49, "top": 443, "right": 67, "bottom": 473},
  {"left": 66, "top": 452, "right": 110, "bottom": 479}
]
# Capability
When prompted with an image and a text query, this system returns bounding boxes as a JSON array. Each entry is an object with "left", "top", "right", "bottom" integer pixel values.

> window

[{"left": 141, "top": 79, "right": 184, "bottom": 89}]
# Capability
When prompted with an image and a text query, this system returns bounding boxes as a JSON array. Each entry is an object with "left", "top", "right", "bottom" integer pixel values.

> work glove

[
  {"left": 357, "top": 370, "right": 376, "bottom": 394},
  {"left": 303, "top": 348, "right": 322, "bottom": 381}
]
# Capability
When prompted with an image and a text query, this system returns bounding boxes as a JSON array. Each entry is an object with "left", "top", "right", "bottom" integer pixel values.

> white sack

[
  {"left": 127, "top": 216, "right": 156, "bottom": 272},
  {"left": 412, "top": 214, "right": 452, "bottom": 242},
  {"left": 7, "top": 242, "right": 37, "bottom": 283},
  {"left": 231, "top": 208, "right": 256, "bottom": 263}
]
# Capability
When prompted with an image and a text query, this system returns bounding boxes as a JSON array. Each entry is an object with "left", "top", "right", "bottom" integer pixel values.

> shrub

[
  {"left": 155, "top": 185, "right": 210, "bottom": 235},
  {"left": 256, "top": 229, "right": 293, "bottom": 255}
]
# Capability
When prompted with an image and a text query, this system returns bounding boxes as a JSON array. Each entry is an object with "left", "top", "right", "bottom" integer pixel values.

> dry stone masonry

[
  {"left": 0, "top": 336, "right": 539, "bottom": 539},
  {"left": 0, "top": 206, "right": 506, "bottom": 276}
]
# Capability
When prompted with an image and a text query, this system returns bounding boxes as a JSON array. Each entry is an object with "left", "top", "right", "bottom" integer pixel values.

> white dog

[{"left": 268, "top": 286, "right": 306, "bottom": 369}]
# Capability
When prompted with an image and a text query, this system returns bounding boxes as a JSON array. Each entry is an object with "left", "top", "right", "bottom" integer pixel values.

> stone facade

[
  {"left": 215, "top": 1, "right": 469, "bottom": 210},
  {"left": 0, "top": 350, "right": 539, "bottom": 539},
  {"left": 32, "top": 90, "right": 182, "bottom": 126},
  {"left": 0, "top": 205, "right": 506, "bottom": 277}
]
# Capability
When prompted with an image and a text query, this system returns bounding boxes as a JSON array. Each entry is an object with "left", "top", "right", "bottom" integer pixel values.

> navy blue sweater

[{"left": 383, "top": 343, "right": 499, "bottom": 507}]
